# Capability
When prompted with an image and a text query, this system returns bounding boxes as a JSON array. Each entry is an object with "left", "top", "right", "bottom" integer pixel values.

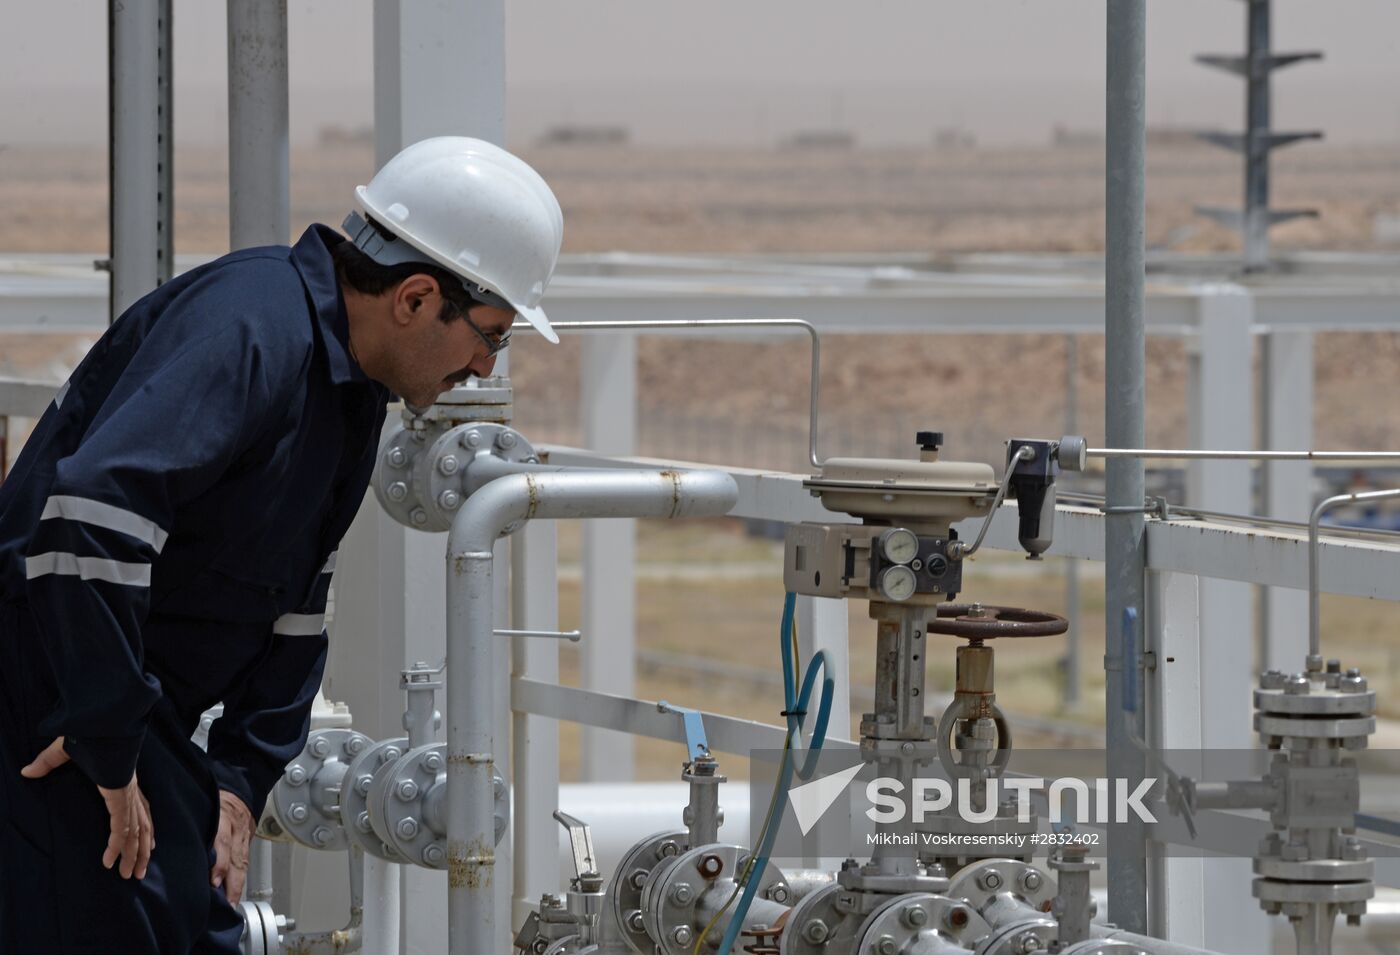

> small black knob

[
  {"left": 916, "top": 431, "right": 944, "bottom": 451},
  {"left": 1326, "top": 659, "right": 1342, "bottom": 674}
]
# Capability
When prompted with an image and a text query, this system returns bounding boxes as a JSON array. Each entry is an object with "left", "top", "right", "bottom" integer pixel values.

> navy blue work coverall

[{"left": 0, "top": 225, "right": 388, "bottom": 953}]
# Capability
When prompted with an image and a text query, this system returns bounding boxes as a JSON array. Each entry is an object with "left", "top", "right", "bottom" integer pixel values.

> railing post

[{"left": 1262, "top": 330, "right": 1314, "bottom": 669}]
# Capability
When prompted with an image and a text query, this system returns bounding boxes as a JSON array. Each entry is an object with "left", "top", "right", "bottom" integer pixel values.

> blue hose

[{"left": 715, "top": 592, "right": 834, "bottom": 954}]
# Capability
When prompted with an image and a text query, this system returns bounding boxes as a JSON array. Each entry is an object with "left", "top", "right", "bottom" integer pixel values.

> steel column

[
  {"left": 1262, "top": 331, "right": 1314, "bottom": 670},
  {"left": 1104, "top": 0, "right": 1149, "bottom": 933},
  {"left": 1185, "top": 288, "right": 1268, "bottom": 953},
  {"left": 580, "top": 334, "right": 638, "bottom": 781},
  {"left": 226, "top": 0, "right": 289, "bottom": 250},
  {"left": 1147, "top": 571, "right": 1206, "bottom": 947},
  {"left": 373, "top": 0, "right": 506, "bottom": 160},
  {"left": 109, "top": 0, "right": 162, "bottom": 317}
]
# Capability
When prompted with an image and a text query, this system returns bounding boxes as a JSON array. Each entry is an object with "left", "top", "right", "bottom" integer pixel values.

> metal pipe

[
  {"left": 227, "top": 0, "right": 289, "bottom": 250},
  {"left": 1104, "top": 0, "right": 1150, "bottom": 933},
  {"left": 109, "top": 0, "right": 162, "bottom": 318},
  {"left": 949, "top": 445, "right": 1033, "bottom": 560},
  {"left": 446, "top": 469, "right": 739, "bottom": 955},
  {"left": 1090, "top": 447, "right": 1400, "bottom": 463},
  {"left": 1309, "top": 488, "right": 1400, "bottom": 659},
  {"left": 281, "top": 846, "right": 365, "bottom": 954},
  {"left": 362, "top": 854, "right": 401, "bottom": 955},
  {"left": 513, "top": 319, "right": 823, "bottom": 468}
]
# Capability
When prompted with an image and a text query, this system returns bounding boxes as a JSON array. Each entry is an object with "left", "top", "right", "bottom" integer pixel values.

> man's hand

[
  {"left": 21, "top": 735, "right": 155, "bottom": 879},
  {"left": 211, "top": 789, "right": 254, "bottom": 904}
]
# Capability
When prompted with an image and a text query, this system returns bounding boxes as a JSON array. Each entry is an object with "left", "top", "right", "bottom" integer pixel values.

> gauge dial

[
  {"left": 879, "top": 528, "right": 920, "bottom": 565},
  {"left": 878, "top": 565, "right": 918, "bottom": 602}
]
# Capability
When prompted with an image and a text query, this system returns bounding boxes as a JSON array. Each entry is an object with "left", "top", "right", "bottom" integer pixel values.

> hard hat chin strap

[{"left": 342, "top": 211, "right": 513, "bottom": 313}]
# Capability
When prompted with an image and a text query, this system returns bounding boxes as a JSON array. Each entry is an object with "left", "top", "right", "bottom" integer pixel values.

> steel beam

[{"left": 579, "top": 334, "right": 638, "bottom": 782}]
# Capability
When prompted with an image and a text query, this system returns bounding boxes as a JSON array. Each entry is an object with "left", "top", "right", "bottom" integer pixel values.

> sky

[{"left": 3, "top": 1, "right": 1398, "bottom": 148}]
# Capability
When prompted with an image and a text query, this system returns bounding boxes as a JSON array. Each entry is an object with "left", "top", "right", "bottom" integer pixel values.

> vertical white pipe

[
  {"left": 110, "top": 0, "right": 162, "bottom": 316},
  {"left": 363, "top": 855, "right": 402, "bottom": 955},
  {"left": 445, "top": 470, "right": 738, "bottom": 955},
  {"left": 511, "top": 520, "right": 561, "bottom": 925},
  {"left": 227, "top": 0, "right": 289, "bottom": 250}
]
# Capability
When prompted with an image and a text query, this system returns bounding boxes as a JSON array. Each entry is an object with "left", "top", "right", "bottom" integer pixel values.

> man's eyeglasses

[{"left": 463, "top": 309, "right": 511, "bottom": 357}]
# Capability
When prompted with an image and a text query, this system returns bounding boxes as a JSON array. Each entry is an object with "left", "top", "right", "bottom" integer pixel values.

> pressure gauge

[
  {"left": 878, "top": 528, "right": 920, "bottom": 565},
  {"left": 878, "top": 565, "right": 918, "bottom": 602}
]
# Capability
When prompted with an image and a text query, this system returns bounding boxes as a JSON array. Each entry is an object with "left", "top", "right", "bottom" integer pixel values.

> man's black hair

[{"left": 332, "top": 221, "right": 475, "bottom": 324}]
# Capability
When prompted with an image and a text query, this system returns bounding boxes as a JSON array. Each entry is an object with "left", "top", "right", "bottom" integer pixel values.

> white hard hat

[{"left": 345, "top": 136, "right": 564, "bottom": 343}]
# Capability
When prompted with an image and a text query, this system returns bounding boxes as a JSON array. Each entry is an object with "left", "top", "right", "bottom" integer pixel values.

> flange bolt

[{"left": 396, "top": 780, "right": 419, "bottom": 802}]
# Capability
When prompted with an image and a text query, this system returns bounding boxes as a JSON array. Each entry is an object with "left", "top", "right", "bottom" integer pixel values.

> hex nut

[
  {"left": 288, "top": 803, "right": 309, "bottom": 823},
  {"left": 397, "top": 818, "right": 419, "bottom": 840},
  {"left": 311, "top": 826, "right": 332, "bottom": 847},
  {"left": 672, "top": 926, "right": 693, "bottom": 946},
  {"left": 900, "top": 905, "right": 928, "bottom": 928},
  {"left": 1017, "top": 933, "right": 1043, "bottom": 954},
  {"left": 657, "top": 840, "right": 681, "bottom": 859},
  {"left": 1284, "top": 675, "right": 1311, "bottom": 696},
  {"left": 346, "top": 736, "right": 366, "bottom": 756},
  {"left": 356, "top": 811, "right": 372, "bottom": 833},
  {"left": 768, "top": 884, "right": 790, "bottom": 904},
  {"left": 422, "top": 752, "right": 444, "bottom": 774},
  {"left": 309, "top": 736, "right": 331, "bottom": 758},
  {"left": 438, "top": 455, "right": 460, "bottom": 476},
  {"left": 439, "top": 490, "right": 461, "bottom": 510},
  {"left": 670, "top": 883, "right": 694, "bottom": 905},
  {"left": 629, "top": 869, "right": 648, "bottom": 890},
  {"left": 979, "top": 871, "right": 1003, "bottom": 891},
  {"left": 423, "top": 844, "right": 446, "bottom": 866},
  {"left": 410, "top": 508, "right": 428, "bottom": 526},
  {"left": 875, "top": 934, "right": 898, "bottom": 955},
  {"left": 945, "top": 907, "right": 970, "bottom": 930},
  {"left": 627, "top": 912, "right": 646, "bottom": 933},
  {"left": 396, "top": 780, "right": 420, "bottom": 802},
  {"left": 802, "top": 920, "right": 830, "bottom": 944},
  {"left": 1022, "top": 871, "right": 1042, "bottom": 892},
  {"left": 1259, "top": 670, "right": 1285, "bottom": 690},
  {"left": 387, "top": 482, "right": 409, "bottom": 502},
  {"left": 461, "top": 430, "right": 483, "bottom": 449},
  {"left": 286, "top": 765, "right": 308, "bottom": 786},
  {"left": 497, "top": 432, "right": 518, "bottom": 450}
]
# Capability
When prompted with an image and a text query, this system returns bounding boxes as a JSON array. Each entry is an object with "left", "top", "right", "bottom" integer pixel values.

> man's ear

[{"left": 393, "top": 274, "right": 440, "bottom": 325}]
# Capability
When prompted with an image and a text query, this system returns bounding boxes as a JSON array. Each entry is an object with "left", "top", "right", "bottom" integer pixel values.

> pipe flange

[
  {"left": 608, "top": 829, "right": 689, "bottom": 955},
  {"left": 1253, "top": 877, "right": 1374, "bottom": 905},
  {"left": 780, "top": 882, "right": 863, "bottom": 955},
  {"left": 1254, "top": 686, "right": 1375, "bottom": 718},
  {"left": 268, "top": 728, "right": 372, "bottom": 851},
  {"left": 238, "top": 899, "right": 283, "bottom": 955},
  {"left": 927, "top": 605, "right": 1068, "bottom": 640},
  {"left": 368, "top": 743, "right": 509, "bottom": 869},
  {"left": 340, "top": 736, "right": 408, "bottom": 861},
  {"left": 416, "top": 423, "right": 539, "bottom": 532},
  {"left": 1255, "top": 856, "right": 1374, "bottom": 883},
  {"left": 1253, "top": 714, "right": 1375, "bottom": 741},
  {"left": 946, "top": 860, "right": 1055, "bottom": 924},
  {"left": 975, "top": 917, "right": 1056, "bottom": 955},
  {"left": 373, "top": 425, "right": 437, "bottom": 529},
  {"left": 852, "top": 892, "right": 989, "bottom": 955},
  {"left": 641, "top": 843, "right": 788, "bottom": 955}
]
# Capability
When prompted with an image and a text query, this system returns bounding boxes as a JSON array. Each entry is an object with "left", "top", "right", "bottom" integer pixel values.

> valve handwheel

[{"left": 928, "top": 603, "right": 1068, "bottom": 639}]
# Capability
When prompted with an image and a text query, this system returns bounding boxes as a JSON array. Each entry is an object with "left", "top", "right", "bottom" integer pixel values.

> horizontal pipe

[
  {"left": 1310, "top": 487, "right": 1400, "bottom": 659},
  {"left": 1091, "top": 448, "right": 1400, "bottom": 463},
  {"left": 446, "top": 468, "right": 738, "bottom": 955}
]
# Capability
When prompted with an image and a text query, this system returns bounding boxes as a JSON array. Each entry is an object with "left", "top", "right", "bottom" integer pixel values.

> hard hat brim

[{"left": 514, "top": 303, "right": 560, "bottom": 344}]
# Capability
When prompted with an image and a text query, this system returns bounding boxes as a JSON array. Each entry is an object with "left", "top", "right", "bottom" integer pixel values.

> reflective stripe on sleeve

[
  {"left": 54, "top": 380, "right": 71, "bottom": 409},
  {"left": 25, "top": 552, "right": 152, "bottom": 587},
  {"left": 272, "top": 612, "right": 326, "bottom": 636},
  {"left": 40, "top": 495, "right": 169, "bottom": 552},
  {"left": 321, "top": 552, "right": 337, "bottom": 575}
]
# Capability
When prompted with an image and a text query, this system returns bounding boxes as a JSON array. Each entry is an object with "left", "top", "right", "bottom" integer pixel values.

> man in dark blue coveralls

[{"left": 0, "top": 137, "right": 563, "bottom": 953}]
